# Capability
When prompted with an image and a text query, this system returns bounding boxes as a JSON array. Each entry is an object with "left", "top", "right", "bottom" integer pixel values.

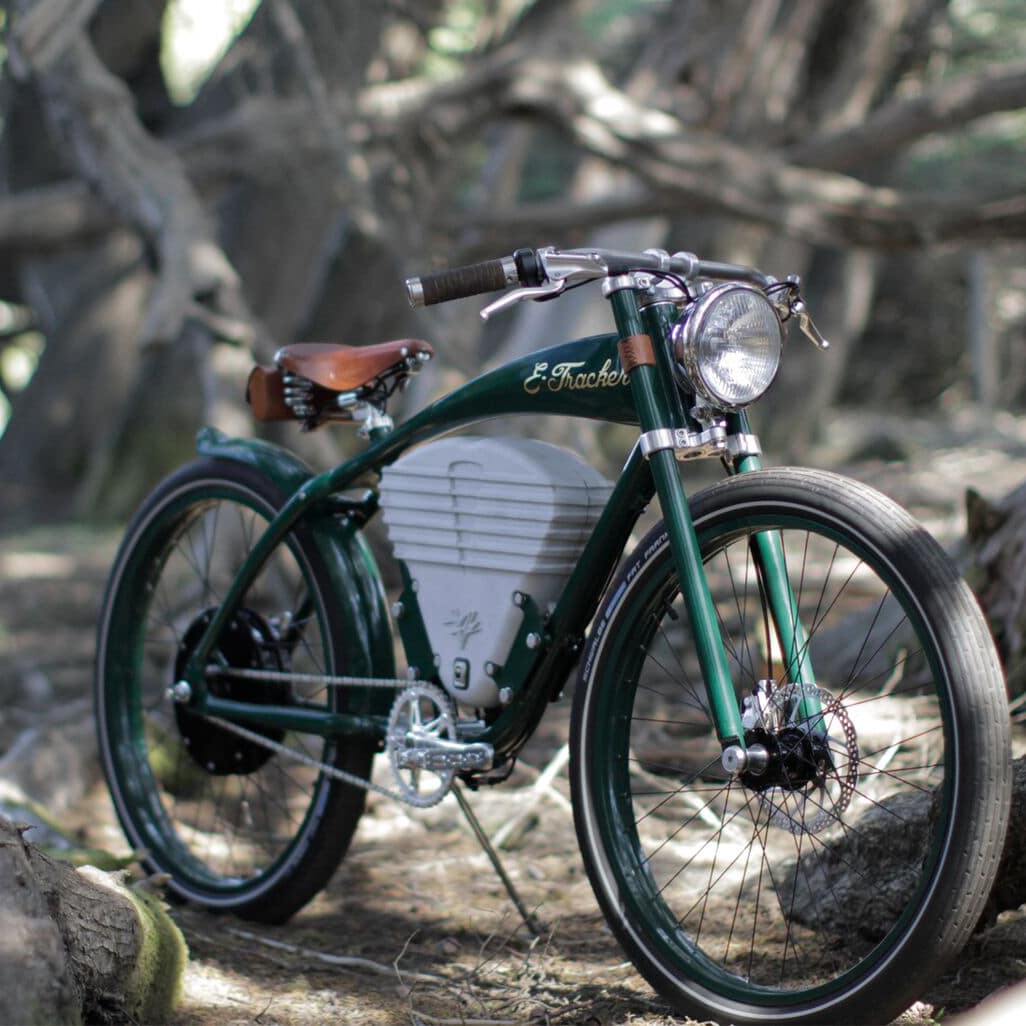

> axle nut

[{"left": 720, "top": 745, "right": 747, "bottom": 776}]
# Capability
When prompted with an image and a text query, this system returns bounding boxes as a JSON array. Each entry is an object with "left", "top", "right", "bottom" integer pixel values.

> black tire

[
  {"left": 570, "top": 468, "right": 1010, "bottom": 1024},
  {"left": 95, "top": 458, "right": 375, "bottom": 923}
]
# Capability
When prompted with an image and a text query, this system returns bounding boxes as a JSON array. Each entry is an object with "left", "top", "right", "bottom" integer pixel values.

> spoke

[
  {"left": 724, "top": 790, "right": 764, "bottom": 975},
  {"left": 197, "top": 506, "right": 222, "bottom": 608},
  {"left": 721, "top": 541, "right": 760, "bottom": 684},
  {"left": 119, "top": 489, "right": 360, "bottom": 887},
  {"left": 791, "top": 549, "right": 863, "bottom": 682},
  {"left": 611, "top": 511, "right": 960, "bottom": 999},
  {"left": 839, "top": 658, "right": 929, "bottom": 706},
  {"left": 857, "top": 722, "right": 944, "bottom": 762},
  {"left": 647, "top": 796, "right": 760, "bottom": 891},
  {"left": 646, "top": 622, "right": 709, "bottom": 713},
  {"left": 703, "top": 781, "right": 740, "bottom": 949},
  {"left": 633, "top": 776, "right": 723, "bottom": 840}
]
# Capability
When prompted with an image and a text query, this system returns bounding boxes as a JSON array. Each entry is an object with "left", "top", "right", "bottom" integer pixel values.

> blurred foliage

[
  {"left": 950, "top": 0, "right": 1026, "bottom": 63},
  {"left": 845, "top": 1, "right": 1026, "bottom": 413},
  {"left": 2, "top": 0, "right": 1026, "bottom": 517},
  {"left": 846, "top": 245, "right": 1026, "bottom": 411},
  {"left": 899, "top": 0, "right": 1026, "bottom": 193}
]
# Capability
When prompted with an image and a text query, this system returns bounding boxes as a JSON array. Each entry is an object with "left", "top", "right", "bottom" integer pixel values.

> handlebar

[
  {"left": 406, "top": 249, "right": 547, "bottom": 307},
  {"left": 407, "top": 256, "right": 518, "bottom": 307},
  {"left": 405, "top": 246, "right": 774, "bottom": 308}
]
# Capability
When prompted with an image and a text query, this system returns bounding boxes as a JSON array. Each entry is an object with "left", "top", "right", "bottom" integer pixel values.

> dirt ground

[{"left": 4, "top": 405, "right": 1026, "bottom": 1026}]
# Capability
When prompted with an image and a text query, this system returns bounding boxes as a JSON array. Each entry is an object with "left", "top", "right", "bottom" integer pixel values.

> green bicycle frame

[{"left": 182, "top": 281, "right": 817, "bottom": 763}]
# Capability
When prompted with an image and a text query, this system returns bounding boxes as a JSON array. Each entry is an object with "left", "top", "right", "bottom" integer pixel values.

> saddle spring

[{"left": 278, "top": 347, "right": 431, "bottom": 431}]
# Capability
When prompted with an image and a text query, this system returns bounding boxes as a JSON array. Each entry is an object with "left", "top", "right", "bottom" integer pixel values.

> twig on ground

[
  {"left": 407, "top": 1013, "right": 516, "bottom": 1025},
  {"left": 492, "top": 743, "right": 572, "bottom": 850},
  {"left": 225, "top": 926, "right": 447, "bottom": 984}
]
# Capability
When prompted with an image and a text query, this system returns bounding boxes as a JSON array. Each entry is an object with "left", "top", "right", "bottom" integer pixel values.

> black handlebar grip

[{"left": 406, "top": 257, "right": 518, "bottom": 307}]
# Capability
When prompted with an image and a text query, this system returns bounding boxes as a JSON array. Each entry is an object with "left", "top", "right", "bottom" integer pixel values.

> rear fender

[{"left": 196, "top": 428, "right": 395, "bottom": 698}]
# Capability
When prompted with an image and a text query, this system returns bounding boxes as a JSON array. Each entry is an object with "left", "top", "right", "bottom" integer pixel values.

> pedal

[{"left": 393, "top": 735, "right": 494, "bottom": 772}]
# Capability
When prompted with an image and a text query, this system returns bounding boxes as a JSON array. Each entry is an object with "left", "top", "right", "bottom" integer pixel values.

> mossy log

[{"left": 0, "top": 815, "right": 187, "bottom": 1025}]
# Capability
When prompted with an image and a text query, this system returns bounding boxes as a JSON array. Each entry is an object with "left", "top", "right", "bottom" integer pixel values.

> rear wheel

[
  {"left": 95, "top": 459, "right": 374, "bottom": 923},
  {"left": 571, "top": 468, "right": 1010, "bottom": 1024}
]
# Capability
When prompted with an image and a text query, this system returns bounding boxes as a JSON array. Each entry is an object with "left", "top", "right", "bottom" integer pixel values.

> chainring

[{"left": 386, "top": 682, "right": 457, "bottom": 808}]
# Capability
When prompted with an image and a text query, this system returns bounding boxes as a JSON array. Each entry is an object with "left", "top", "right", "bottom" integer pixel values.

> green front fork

[
  {"left": 729, "top": 415, "right": 821, "bottom": 724},
  {"left": 616, "top": 290, "right": 819, "bottom": 755}
]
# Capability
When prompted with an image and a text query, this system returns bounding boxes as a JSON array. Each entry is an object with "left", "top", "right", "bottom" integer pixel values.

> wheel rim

[
  {"left": 100, "top": 482, "right": 342, "bottom": 902},
  {"left": 584, "top": 512, "right": 954, "bottom": 1008}
]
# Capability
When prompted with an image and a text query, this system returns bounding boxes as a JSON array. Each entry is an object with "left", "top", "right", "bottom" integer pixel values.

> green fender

[{"left": 196, "top": 428, "right": 396, "bottom": 707}]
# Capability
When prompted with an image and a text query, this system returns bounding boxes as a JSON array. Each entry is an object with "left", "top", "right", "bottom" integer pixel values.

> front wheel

[
  {"left": 571, "top": 468, "right": 1010, "bottom": 1025},
  {"left": 95, "top": 458, "right": 375, "bottom": 923}
]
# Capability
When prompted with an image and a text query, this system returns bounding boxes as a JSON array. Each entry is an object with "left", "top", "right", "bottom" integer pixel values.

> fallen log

[
  {"left": 783, "top": 757, "right": 1026, "bottom": 937},
  {"left": 0, "top": 815, "right": 186, "bottom": 1025}
]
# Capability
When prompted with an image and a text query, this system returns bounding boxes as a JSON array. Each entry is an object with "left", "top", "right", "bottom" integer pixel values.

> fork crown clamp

[{"left": 639, "top": 427, "right": 762, "bottom": 462}]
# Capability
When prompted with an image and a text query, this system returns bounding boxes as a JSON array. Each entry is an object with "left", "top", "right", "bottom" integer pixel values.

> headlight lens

[{"left": 672, "top": 283, "right": 783, "bottom": 410}]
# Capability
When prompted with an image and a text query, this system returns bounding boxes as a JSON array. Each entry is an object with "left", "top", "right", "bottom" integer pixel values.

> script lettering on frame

[{"left": 523, "top": 358, "right": 629, "bottom": 395}]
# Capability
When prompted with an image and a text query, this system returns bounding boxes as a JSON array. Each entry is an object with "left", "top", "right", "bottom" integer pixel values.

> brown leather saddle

[{"left": 247, "top": 339, "right": 433, "bottom": 424}]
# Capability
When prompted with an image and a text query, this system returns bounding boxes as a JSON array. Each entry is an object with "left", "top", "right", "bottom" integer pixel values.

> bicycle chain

[
  {"left": 201, "top": 670, "right": 462, "bottom": 808},
  {"left": 206, "top": 666, "right": 422, "bottom": 690}
]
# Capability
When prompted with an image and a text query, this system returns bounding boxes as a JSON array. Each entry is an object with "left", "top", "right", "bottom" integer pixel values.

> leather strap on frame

[{"left": 618, "top": 333, "right": 656, "bottom": 373}]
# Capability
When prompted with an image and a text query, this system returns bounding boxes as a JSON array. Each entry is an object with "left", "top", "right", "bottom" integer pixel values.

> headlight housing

[{"left": 671, "top": 283, "right": 783, "bottom": 411}]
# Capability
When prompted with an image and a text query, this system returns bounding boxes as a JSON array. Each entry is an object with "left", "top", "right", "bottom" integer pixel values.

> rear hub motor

[{"left": 174, "top": 608, "right": 291, "bottom": 775}]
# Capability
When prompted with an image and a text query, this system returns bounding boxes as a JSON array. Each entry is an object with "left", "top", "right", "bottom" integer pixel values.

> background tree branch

[
  {"left": 7, "top": 2, "right": 259, "bottom": 349},
  {"left": 1, "top": 0, "right": 1024, "bottom": 518},
  {"left": 5, "top": 17, "right": 1026, "bottom": 260}
]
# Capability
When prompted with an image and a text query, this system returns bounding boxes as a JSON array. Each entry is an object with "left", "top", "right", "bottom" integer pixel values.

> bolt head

[{"left": 170, "top": 680, "right": 193, "bottom": 703}]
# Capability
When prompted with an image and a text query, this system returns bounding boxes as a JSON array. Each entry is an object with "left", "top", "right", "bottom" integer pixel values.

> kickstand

[{"left": 451, "top": 781, "right": 543, "bottom": 938}]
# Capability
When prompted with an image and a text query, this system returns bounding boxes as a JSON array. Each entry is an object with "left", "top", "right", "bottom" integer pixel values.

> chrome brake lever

[
  {"left": 480, "top": 279, "right": 567, "bottom": 321},
  {"left": 792, "top": 300, "right": 830, "bottom": 351}
]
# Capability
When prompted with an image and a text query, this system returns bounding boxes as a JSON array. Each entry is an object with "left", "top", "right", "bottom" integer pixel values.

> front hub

[
  {"left": 740, "top": 725, "right": 835, "bottom": 793},
  {"left": 737, "top": 683, "right": 860, "bottom": 835}
]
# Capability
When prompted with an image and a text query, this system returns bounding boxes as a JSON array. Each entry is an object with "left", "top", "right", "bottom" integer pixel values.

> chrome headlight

[{"left": 672, "top": 283, "right": 783, "bottom": 410}]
